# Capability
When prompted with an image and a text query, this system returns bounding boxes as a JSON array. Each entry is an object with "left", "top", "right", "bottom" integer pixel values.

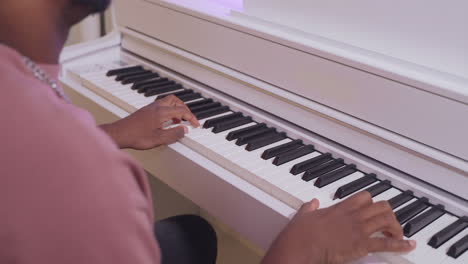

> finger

[
  {"left": 156, "top": 95, "right": 185, "bottom": 107},
  {"left": 338, "top": 191, "right": 373, "bottom": 212},
  {"left": 156, "top": 95, "right": 193, "bottom": 117},
  {"left": 364, "top": 211, "right": 403, "bottom": 239},
  {"left": 299, "top": 199, "right": 320, "bottom": 213},
  {"left": 359, "top": 201, "right": 393, "bottom": 221},
  {"left": 164, "top": 97, "right": 200, "bottom": 126},
  {"left": 158, "top": 126, "right": 187, "bottom": 145},
  {"left": 383, "top": 231, "right": 393, "bottom": 238},
  {"left": 368, "top": 238, "right": 416, "bottom": 253},
  {"left": 161, "top": 106, "right": 199, "bottom": 127}
]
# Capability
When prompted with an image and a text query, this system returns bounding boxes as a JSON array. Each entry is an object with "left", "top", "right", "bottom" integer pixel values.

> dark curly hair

[{"left": 71, "top": 0, "right": 111, "bottom": 13}]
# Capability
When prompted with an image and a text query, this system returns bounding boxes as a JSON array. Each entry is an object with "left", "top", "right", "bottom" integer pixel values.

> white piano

[{"left": 60, "top": 0, "right": 468, "bottom": 263}]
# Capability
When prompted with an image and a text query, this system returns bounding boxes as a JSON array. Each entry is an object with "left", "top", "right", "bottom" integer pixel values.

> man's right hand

[{"left": 262, "top": 192, "right": 416, "bottom": 264}]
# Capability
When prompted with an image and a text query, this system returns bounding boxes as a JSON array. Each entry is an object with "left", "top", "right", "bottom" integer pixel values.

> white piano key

[
  {"left": 98, "top": 83, "right": 134, "bottom": 95},
  {"left": 286, "top": 172, "right": 375, "bottom": 202},
  {"left": 81, "top": 70, "right": 111, "bottom": 78},
  {"left": 92, "top": 79, "right": 121, "bottom": 87},
  {"left": 402, "top": 206, "right": 433, "bottom": 228},
  {"left": 197, "top": 124, "right": 253, "bottom": 145},
  {"left": 245, "top": 153, "right": 315, "bottom": 178},
  {"left": 286, "top": 165, "right": 346, "bottom": 197},
  {"left": 265, "top": 152, "right": 322, "bottom": 182},
  {"left": 394, "top": 198, "right": 418, "bottom": 212},
  {"left": 280, "top": 173, "right": 311, "bottom": 193},
  {"left": 198, "top": 112, "right": 233, "bottom": 125},
  {"left": 211, "top": 141, "right": 242, "bottom": 156},
  {"left": 441, "top": 248, "right": 468, "bottom": 264},
  {"left": 132, "top": 99, "right": 155, "bottom": 109},
  {"left": 310, "top": 171, "right": 365, "bottom": 208},
  {"left": 222, "top": 141, "right": 293, "bottom": 176},
  {"left": 185, "top": 128, "right": 213, "bottom": 141},
  {"left": 144, "top": 88, "right": 186, "bottom": 99},
  {"left": 204, "top": 124, "right": 258, "bottom": 149},
  {"left": 294, "top": 171, "right": 365, "bottom": 206},
  {"left": 421, "top": 228, "right": 468, "bottom": 264},
  {"left": 372, "top": 188, "right": 402, "bottom": 203},
  {"left": 233, "top": 139, "right": 292, "bottom": 166},
  {"left": 113, "top": 88, "right": 139, "bottom": 97},
  {"left": 196, "top": 128, "right": 238, "bottom": 147},
  {"left": 184, "top": 98, "right": 205, "bottom": 104},
  {"left": 80, "top": 74, "right": 108, "bottom": 82},
  {"left": 253, "top": 151, "right": 318, "bottom": 180},
  {"left": 190, "top": 125, "right": 259, "bottom": 160},
  {"left": 402, "top": 214, "right": 458, "bottom": 263},
  {"left": 333, "top": 180, "right": 381, "bottom": 201}
]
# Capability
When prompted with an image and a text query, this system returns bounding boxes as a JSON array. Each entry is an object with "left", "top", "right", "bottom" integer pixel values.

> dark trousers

[{"left": 154, "top": 215, "right": 218, "bottom": 264}]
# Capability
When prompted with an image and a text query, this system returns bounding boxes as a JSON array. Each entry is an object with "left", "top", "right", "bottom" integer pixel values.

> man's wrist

[{"left": 99, "top": 120, "right": 132, "bottom": 149}]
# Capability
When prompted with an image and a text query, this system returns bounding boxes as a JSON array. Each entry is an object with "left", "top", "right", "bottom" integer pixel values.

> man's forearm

[{"left": 99, "top": 121, "right": 132, "bottom": 149}]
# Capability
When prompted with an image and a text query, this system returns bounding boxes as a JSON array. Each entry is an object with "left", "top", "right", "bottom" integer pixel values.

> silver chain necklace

[{"left": 21, "top": 56, "right": 71, "bottom": 103}]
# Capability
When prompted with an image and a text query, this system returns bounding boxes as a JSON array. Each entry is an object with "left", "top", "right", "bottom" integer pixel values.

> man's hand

[
  {"left": 100, "top": 95, "right": 199, "bottom": 150},
  {"left": 262, "top": 192, "right": 416, "bottom": 264}
]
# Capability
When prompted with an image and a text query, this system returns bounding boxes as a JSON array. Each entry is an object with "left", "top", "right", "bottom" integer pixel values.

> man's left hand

[{"left": 100, "top": 95, "right": 199, "bottom": 150}]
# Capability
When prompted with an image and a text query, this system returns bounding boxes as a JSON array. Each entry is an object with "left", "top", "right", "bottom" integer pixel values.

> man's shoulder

[{"left": 0, "top": 45, "right": 29, "bottom": 80}]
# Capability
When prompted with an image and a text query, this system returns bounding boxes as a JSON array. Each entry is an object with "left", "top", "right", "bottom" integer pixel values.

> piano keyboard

[{"left": 70, "top": 63, "right": 468, "bottom": 263}]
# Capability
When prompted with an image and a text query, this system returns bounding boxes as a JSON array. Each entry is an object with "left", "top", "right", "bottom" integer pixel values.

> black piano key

[
  {"left": 191, "top": 102, "right": 222, "bottom": 114},
  {"left": 121, "top": 72, "right": 159, "bottom": 84},
  {"left": 226, "top": 123, "right": 267, "bottom": 141},
  {"left": 261, "top": 140, "right": 303, "bottom": 160},
  {"left": 115, "top": 70, "right": 150, "bottom": 81},
  {"left": 429, "top": 217, "right": 468, "bottom": 248},
  {"left": 290, "top": 153, "right": 333, "bottom": 175},
  {"left": 388, "top": 190, "right": 414, "bottom": 209},
  {"left": 187, "top": 98, "right": 214, "bottom": 109},
  {"left": 314, "top": 164, "right": 357, "bottom": 188},
  {"left": 273, "top": 145, "right": 315, "bottom": 166},
  {"left": 447, "top": 234, "right": 468, "bottom": 259},
  {"left": 138, "top": 80, "right": 175, "bottom": 93},
  {"left": 236, "top": 128, "right": 277, "bottom": 146},
  {"left": 246, "top": 132, "right": 287, "bottom": 151},
  {"left": 203, "top": 112, "right": 243, "bottom": 129},
  {"left": 144, "top": 84, "right": 183, "bottom": 97},
  {"left": 334, "top": 174, "right": 377, "bottom": 200},
  {"left": 178, "top": 93, "right": 203, "bottom": 102},
  {"left": 212, "top": 117, "right": 253, "bottom": 133},
  {"left": 106, "top": 65, "right": 143, "bottom": 76},
  {"left": 404, "top": 205, "right": 445, "bottom": 238},
  {"left": 395, "top": 197, "right": 429, "bottom": 224},
  {"left": 302, "top": 158, "right": 345, "bottom": 182},
  {"left": 158, "top": 89, "right": 194, "bottom": 100},
  {"left": 132, "top": 77, "right": 169, "bottom": 90},
  {"left": 363, "top": 180, "right": 392, "bottom": 197},
  {"left": 196, "top": 106, "right": 230, "bottom": 120}
]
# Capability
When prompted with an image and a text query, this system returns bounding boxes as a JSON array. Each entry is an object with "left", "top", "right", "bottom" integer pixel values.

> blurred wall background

[{"left": 67, "top": 10, "right": 114, "bottom": 46}]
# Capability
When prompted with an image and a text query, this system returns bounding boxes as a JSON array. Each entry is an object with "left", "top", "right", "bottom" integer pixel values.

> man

[{"left": 0, "top": 0, "right": 415, "bottom": 263}]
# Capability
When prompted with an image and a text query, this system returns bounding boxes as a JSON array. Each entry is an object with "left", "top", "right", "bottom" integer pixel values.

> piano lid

[
  {"left": 242, "top": 0, "right": 468, "bottom": 81},
  {"left": 113, "top": 1, "right": 468, "bottom": 167}
]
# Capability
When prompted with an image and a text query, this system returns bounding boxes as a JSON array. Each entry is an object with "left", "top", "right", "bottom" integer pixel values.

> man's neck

[
  {"left": 0, "top": 2, "right": 69, "bottom": 64},
  {"left": 0, "top": 30, "right": 68, "bottom": 65}
]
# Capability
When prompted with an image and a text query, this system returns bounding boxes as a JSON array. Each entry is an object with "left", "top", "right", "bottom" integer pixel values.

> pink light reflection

[{"left": 214, "top": 0, "right": 243, "bottom": 11}]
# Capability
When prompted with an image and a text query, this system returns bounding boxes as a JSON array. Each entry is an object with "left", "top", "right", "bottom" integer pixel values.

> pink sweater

[{"left": 0, "top": 44, "right": 161, "bottom": 263}]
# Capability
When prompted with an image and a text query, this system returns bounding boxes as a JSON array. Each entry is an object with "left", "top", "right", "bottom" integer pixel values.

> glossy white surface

[{"left": 242, "top": 0, "right": 468, "bottom": 80}]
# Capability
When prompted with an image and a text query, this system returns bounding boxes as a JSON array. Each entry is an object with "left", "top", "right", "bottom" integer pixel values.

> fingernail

[
  {"left": 408, "top": 240, "right": 416, "bottom": 248},
  {"left": 183, "top": 126, "right": 188, "bottom": 134}
]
